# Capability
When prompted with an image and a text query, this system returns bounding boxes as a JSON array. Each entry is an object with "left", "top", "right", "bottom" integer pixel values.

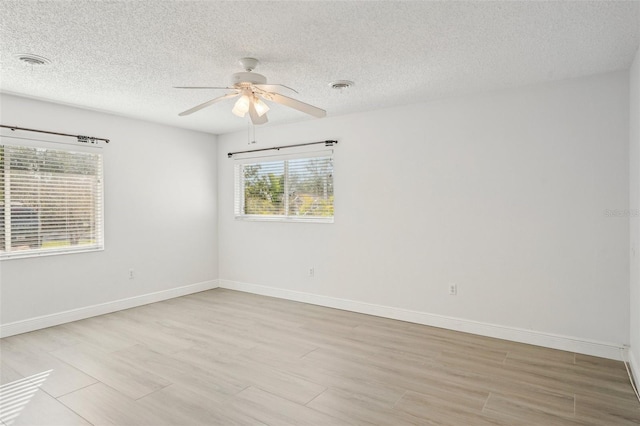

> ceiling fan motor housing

[{"left": 231, "top": 72, "right": 267, "bottom": 87}]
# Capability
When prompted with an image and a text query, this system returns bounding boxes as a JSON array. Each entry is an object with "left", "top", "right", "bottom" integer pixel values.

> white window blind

[
  {"left": 0, "top": 141, "right": 104, "bottom": 259},
  {"left": 234, "top": 152, "right": 334, "bottom": 222}
]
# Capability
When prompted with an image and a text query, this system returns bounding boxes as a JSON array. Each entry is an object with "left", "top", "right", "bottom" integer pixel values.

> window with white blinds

[
  {"left": 234, "top": 153, "right": 334, "bottom": 222},
  {"left": 0, "top": 142, "right": 104, "bottom": 259}
]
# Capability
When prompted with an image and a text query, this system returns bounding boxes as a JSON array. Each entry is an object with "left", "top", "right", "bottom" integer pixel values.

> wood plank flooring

[{"left": 1, "top": 288, "right": 639, "bottom": 425}]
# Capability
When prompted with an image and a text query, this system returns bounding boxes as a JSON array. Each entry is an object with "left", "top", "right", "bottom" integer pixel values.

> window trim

[
  {"left": 233, "top": 149, "right": 334, "bottom": 224},
  {"left": 0, "top": 136, "right": 105, "bottom": 260}
]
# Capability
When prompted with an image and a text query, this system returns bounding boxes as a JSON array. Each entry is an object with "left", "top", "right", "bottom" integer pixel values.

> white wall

[
  {"left": 0, "top": 94, "right": 218, "bottom": 331},
  {"left": 630, "top": 46, "right": 640, "bottom": 369},
  {"left": 218, "top": 71, "right": 630, "bottom": 355},
  {"left": 0, "top": 70, "right": 631, "bottom": 357}
]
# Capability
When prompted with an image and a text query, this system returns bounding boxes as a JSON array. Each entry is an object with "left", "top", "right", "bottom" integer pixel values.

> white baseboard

[
  {"left": 2, "top": 278, "right": 625, "bottom": 361},
  {"left": 629, "top": 349, "right": 640, "bottom": 388},
  {"left": 0, "top": 279, "right": 219, "bottom": 338},
  {"left": 219, "top": 279, "right": 624, "bottom": 361}
]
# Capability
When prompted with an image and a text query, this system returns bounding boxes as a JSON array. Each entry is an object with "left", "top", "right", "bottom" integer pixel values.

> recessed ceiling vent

[
  {"left": 330, "top": 80, "right": 354, "bottom": 90},
  {"left": 14, "top": 54, "right": 51, "bottom": 66}
]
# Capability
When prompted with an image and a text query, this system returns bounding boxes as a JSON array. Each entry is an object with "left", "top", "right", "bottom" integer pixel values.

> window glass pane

[
  {"left": 243, "top": 161, "right": 285, "bottom": 215},
  {"left": 287, "top": 157, "right": 333, "bottom": 217},
  {"left": 236, "top": 154, "right": 333, "bottom": 222},
  {"left": 0, "top": 145, "right": 4, "bottom": 252},
  {"left": 0, "top": 143, "right": 103, "bottom": 258}
]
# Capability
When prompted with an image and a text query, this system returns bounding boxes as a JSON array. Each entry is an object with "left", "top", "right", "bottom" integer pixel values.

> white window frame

[
  {"left": 0, "top": 136, "right": 105, "bottom": 260},
  {"left": 233, "top": 148, "right": 334, "bottom": 223}
]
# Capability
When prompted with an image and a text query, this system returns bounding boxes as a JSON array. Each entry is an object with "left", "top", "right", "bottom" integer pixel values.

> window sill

[
  {"left": 235, "top": 215, "right": 334, "bottom": 224},
  {"left": 0, "top": 246, "right": 104, "bottom": 261}
]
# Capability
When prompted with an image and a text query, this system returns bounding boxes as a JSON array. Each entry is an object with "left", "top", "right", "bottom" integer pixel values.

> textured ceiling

[{"left": 1, "top": 1, "right": 639, "bottom": 135}]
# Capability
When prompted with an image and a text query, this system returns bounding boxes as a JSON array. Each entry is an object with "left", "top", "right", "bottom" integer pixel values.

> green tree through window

[{"left": 236, "top": 155, "right": 334, "bottom": 221}]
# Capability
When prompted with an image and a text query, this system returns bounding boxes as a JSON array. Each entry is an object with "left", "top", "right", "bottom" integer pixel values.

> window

[
  {"left": 0, "top": 139, "right": 104, "bottom": 259},
  {"left": 234, "top": 153, "right": 334, "bottom": 222}
]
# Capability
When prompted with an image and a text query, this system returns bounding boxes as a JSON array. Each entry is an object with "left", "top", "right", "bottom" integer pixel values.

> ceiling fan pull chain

[
  {"left": 251, "top": 121, "right": 257, "bottom": 144},
  {"left": 247, "top": 119, "right": 257, "bottom": 145}
]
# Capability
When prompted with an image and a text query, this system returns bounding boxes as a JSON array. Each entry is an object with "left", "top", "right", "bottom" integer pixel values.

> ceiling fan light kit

[
  {"left": 176, "top": 57, "right": 326, "bottom": 125},
  {"left": 253, "top": 97, "right": 270, "bottom": 117},
  {"left": 232, "top": 95, "right": 251, "bottom": 117}
]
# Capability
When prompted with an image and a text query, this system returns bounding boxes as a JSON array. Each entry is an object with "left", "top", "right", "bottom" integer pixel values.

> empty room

[{"left": 1, "top": 1, "right": 640, "bottom": 425}]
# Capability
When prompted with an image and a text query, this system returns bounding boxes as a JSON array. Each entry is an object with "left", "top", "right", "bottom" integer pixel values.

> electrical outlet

[
  {"left": 309, "top": 267, "right": 315, "bottom": 278},
  {"left": 129, "top": 269, "right": 135, "bottom": 280},
  {"left": 449, "top": 284, "right": 457, "bottom": 296}
]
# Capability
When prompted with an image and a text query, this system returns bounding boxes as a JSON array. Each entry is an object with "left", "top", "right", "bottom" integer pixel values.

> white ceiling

[{"left": 1, "top": 1, "right": 639, "bottom": 135}]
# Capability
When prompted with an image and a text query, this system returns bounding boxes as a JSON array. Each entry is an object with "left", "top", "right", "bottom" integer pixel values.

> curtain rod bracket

[{"left": 77, "top": 135, "right": 99, "bottom": 144}]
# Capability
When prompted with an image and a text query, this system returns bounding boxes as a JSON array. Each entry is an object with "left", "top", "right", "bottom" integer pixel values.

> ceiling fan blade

[
  {"left": 254, "top": 84, "right": 299, "bottom": 94},
  {"left": 174, "top": 86, "right": 234, "bottom": 90},
  {"left": 248, "top": 102, "right": 268, "bottom": 125},
  {"left": 178, "top": 92, "right": 239, "bottom": 116},
  {"left": 262, "top": 92, "right": 326, "bottom": 118}
]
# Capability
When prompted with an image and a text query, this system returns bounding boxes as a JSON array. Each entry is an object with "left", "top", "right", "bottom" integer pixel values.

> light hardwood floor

[{"left": 1, "top": 288, "right": 639, "bottom": 425}]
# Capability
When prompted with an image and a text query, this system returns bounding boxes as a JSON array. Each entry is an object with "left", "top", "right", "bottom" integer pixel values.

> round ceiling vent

[
  {"left": 14, "top": 54, "right": 51, "bottom": 66},
  {"left": 330, "top": 80, "right": 354, "bottom": 90}
]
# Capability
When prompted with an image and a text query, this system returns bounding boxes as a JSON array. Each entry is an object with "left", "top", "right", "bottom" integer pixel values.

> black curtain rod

[
  {"left": 0, "top": 125, "right": 110, "bottom": 144},
  {"left": 228, "top": 140, "right": 337, "bottom": 158}
]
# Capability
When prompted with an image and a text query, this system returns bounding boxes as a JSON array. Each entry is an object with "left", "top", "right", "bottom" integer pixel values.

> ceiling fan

[{"left": 175, "top": 58, "right": 326, "bottom": 125}]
